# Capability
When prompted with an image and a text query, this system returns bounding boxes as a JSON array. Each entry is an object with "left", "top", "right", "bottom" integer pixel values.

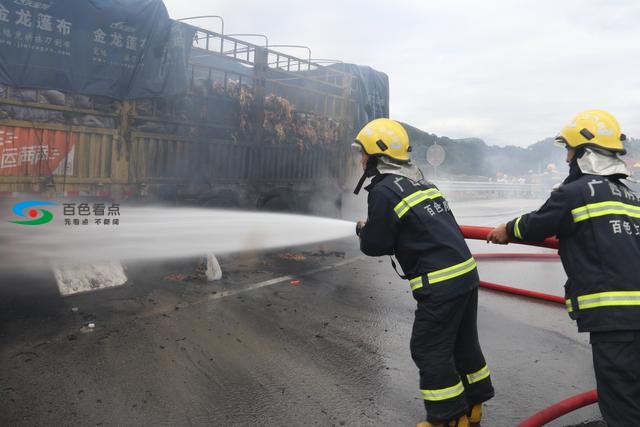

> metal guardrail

[
  {"left": 437, "top": 180, "right": 545, "bottom": 191},
  {"left": 434, "top": 180, "right": 552, "bottom": 199}
]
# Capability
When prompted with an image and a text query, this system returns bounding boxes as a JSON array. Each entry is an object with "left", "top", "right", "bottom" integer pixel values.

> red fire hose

[
  {"left": 474, "top": 253, "right": 558, "bottom": 260},
  {"left": 518, "top": 390, "right": 599, "bottom": 427},
  {"left": 460, "top": 225, "right": 598, "bottom": 426},
  {"left": 460, "top": 225, "right": 559, "bottom": 249},
  {"left": 460, "top": 225, "right": 564, "bottom": 304},
  {"left": 479, "top": 280, "right": 565, "bottom": 305}
]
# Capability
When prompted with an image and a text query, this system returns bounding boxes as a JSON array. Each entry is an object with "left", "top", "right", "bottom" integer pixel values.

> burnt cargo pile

[{"left": 0, "top": 1, "right": 388, "bottom": 214}]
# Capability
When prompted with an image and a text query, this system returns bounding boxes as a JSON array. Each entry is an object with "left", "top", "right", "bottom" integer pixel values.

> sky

[{"left": 162, "top": 0, "right": 640, "bottom": 147}]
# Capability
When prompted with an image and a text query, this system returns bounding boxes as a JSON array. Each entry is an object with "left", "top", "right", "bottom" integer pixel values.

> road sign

[{"left": 426, "top": 143, "right": 445, "bottom": 167}]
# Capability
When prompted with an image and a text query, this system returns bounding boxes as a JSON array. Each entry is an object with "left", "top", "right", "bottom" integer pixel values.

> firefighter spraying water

[{"left": 352, "top": 118, "right": 494, "bottom": 427}]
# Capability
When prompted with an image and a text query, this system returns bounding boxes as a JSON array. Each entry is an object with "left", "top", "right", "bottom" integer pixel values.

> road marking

[
  {"left": 131, "top": 256, "right": 367, "bottom": 322},
  {"left": 14, "top": 256, "right": 367, "bottom": 347},
  {"left": 204, "top": 255, "right": 365, "bottom": 302}
]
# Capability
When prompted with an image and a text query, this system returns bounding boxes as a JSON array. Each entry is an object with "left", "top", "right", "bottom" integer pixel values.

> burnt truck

[{"left": 0, "top": 1, "right": 388, "bottom": 216}]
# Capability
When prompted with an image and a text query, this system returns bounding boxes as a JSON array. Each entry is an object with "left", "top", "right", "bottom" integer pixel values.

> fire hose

[
  {"left": 460, "top": 225, "right": 559, "bottom": 250},
  {"left": 461, "top": 225, "right": 564, "bottom": 305},
  {"left": 473, "top": 253, "right": 558, "bottom": 260},
  {"left": 517, "top": 390, "right": 599, "bottom": 427},
  {"left": 459, "top": 225, "right": 598, "bottom": 426},
  {"left": 479, "top": 280, "right": 565, "bottom": 305}
]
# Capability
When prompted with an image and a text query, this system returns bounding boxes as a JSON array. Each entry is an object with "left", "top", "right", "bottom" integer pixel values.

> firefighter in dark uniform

[
  {"left": 487, "top": 110, "right": 640, "bottom": 427},
  {"left": 353, "top": 118, "right": 494, "bottom": 427}
]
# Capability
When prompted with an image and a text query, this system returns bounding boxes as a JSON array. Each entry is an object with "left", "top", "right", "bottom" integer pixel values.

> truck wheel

[{"left": 258, "top": 194, "right": 295, "bottom": 212}]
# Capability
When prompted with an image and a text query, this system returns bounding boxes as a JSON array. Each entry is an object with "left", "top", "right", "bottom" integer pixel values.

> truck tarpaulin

[
  {"left": 328, "top": 63, "right": 389, "bottom": 123},
  {"left": 0, "top": 0, "right": 195, "bottom": 99}
]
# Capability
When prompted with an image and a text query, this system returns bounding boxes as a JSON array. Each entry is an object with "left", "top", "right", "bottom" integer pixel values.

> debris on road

[
  {"left": 277, "top": 252, "right": 307, "bottom": 261},
  {"left": 163, "top": 273, "right": 197, "bottom": 282}
]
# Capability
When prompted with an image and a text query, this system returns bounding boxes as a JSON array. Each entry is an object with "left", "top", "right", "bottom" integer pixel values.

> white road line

[{"left": 204, "top": 255, "right": 365, "bottom": 302}]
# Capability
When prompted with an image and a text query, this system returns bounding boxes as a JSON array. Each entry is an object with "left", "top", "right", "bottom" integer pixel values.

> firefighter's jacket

[
  {"left": 359, "top": 174, "right": 478, "bottom": 301},
  {"left": 506, "top": 174, "right": 640, "bottom": 332}
]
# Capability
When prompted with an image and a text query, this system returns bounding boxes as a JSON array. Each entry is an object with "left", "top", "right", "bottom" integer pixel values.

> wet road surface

[{"left": 0, "top": 199, "right": 604, "bottom": 426}]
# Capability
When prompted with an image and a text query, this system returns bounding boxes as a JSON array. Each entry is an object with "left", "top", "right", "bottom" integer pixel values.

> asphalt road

[{"left": 0, "top": 199, "right": 605, "bottom": 426}]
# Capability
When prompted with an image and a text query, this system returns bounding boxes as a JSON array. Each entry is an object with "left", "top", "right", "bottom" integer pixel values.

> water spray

[{"left": 0, "top": 207, "right": 356, "bottom": 269}]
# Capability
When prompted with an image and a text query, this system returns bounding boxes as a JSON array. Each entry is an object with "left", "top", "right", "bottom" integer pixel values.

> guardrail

[{"left": 431, "top": 180, "right": 555, "bottom": 200}]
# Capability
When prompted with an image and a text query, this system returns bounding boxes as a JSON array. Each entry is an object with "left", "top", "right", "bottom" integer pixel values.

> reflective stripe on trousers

[
  {"left": 421, "top": 380, "right": 464, "bottom": 402},
  {"left": 466, "top": 364, "right": 490, "bottom": 384},
  {"left": 410, "top": 257, "right": 477, "bottom": 291},
  {"left": 566, "top": 291, "right": 640, "bottom": 312}
]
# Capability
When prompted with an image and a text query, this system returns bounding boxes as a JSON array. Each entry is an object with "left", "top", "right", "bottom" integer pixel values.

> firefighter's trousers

[
  {"left": 590, "top": 330, "right": 640, "bottom": 427},
  {"left": 410, "top": 288, "right": 494, "bottom": 422}
]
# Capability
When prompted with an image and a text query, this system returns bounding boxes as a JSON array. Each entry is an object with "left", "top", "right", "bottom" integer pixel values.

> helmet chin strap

[
  {"left": 353, "top": 157, "right": 379, "bottom": 195},
  {"left": 564, "top": 147, "right": 587, "bottom": 184}
]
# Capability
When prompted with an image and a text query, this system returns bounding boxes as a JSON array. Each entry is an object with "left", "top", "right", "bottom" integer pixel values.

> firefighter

[
  {"left": 354, "top": 118, "right": 494, "bottom": 427},
  {"left": 487, "top": 110, "right": 640, "bottom": 427}
]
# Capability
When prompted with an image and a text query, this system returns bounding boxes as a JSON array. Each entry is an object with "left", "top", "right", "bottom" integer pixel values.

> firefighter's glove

[{"left": 356, "top": 220, "right": 366, "bottom": 237}]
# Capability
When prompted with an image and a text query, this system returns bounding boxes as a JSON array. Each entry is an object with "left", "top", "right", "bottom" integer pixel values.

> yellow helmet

[
  {"left": 555, "top": 109, "right": 627, "bottom": 154},
  {"left": 354, "top": 118, "right": 411, "bottom": 162}
]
